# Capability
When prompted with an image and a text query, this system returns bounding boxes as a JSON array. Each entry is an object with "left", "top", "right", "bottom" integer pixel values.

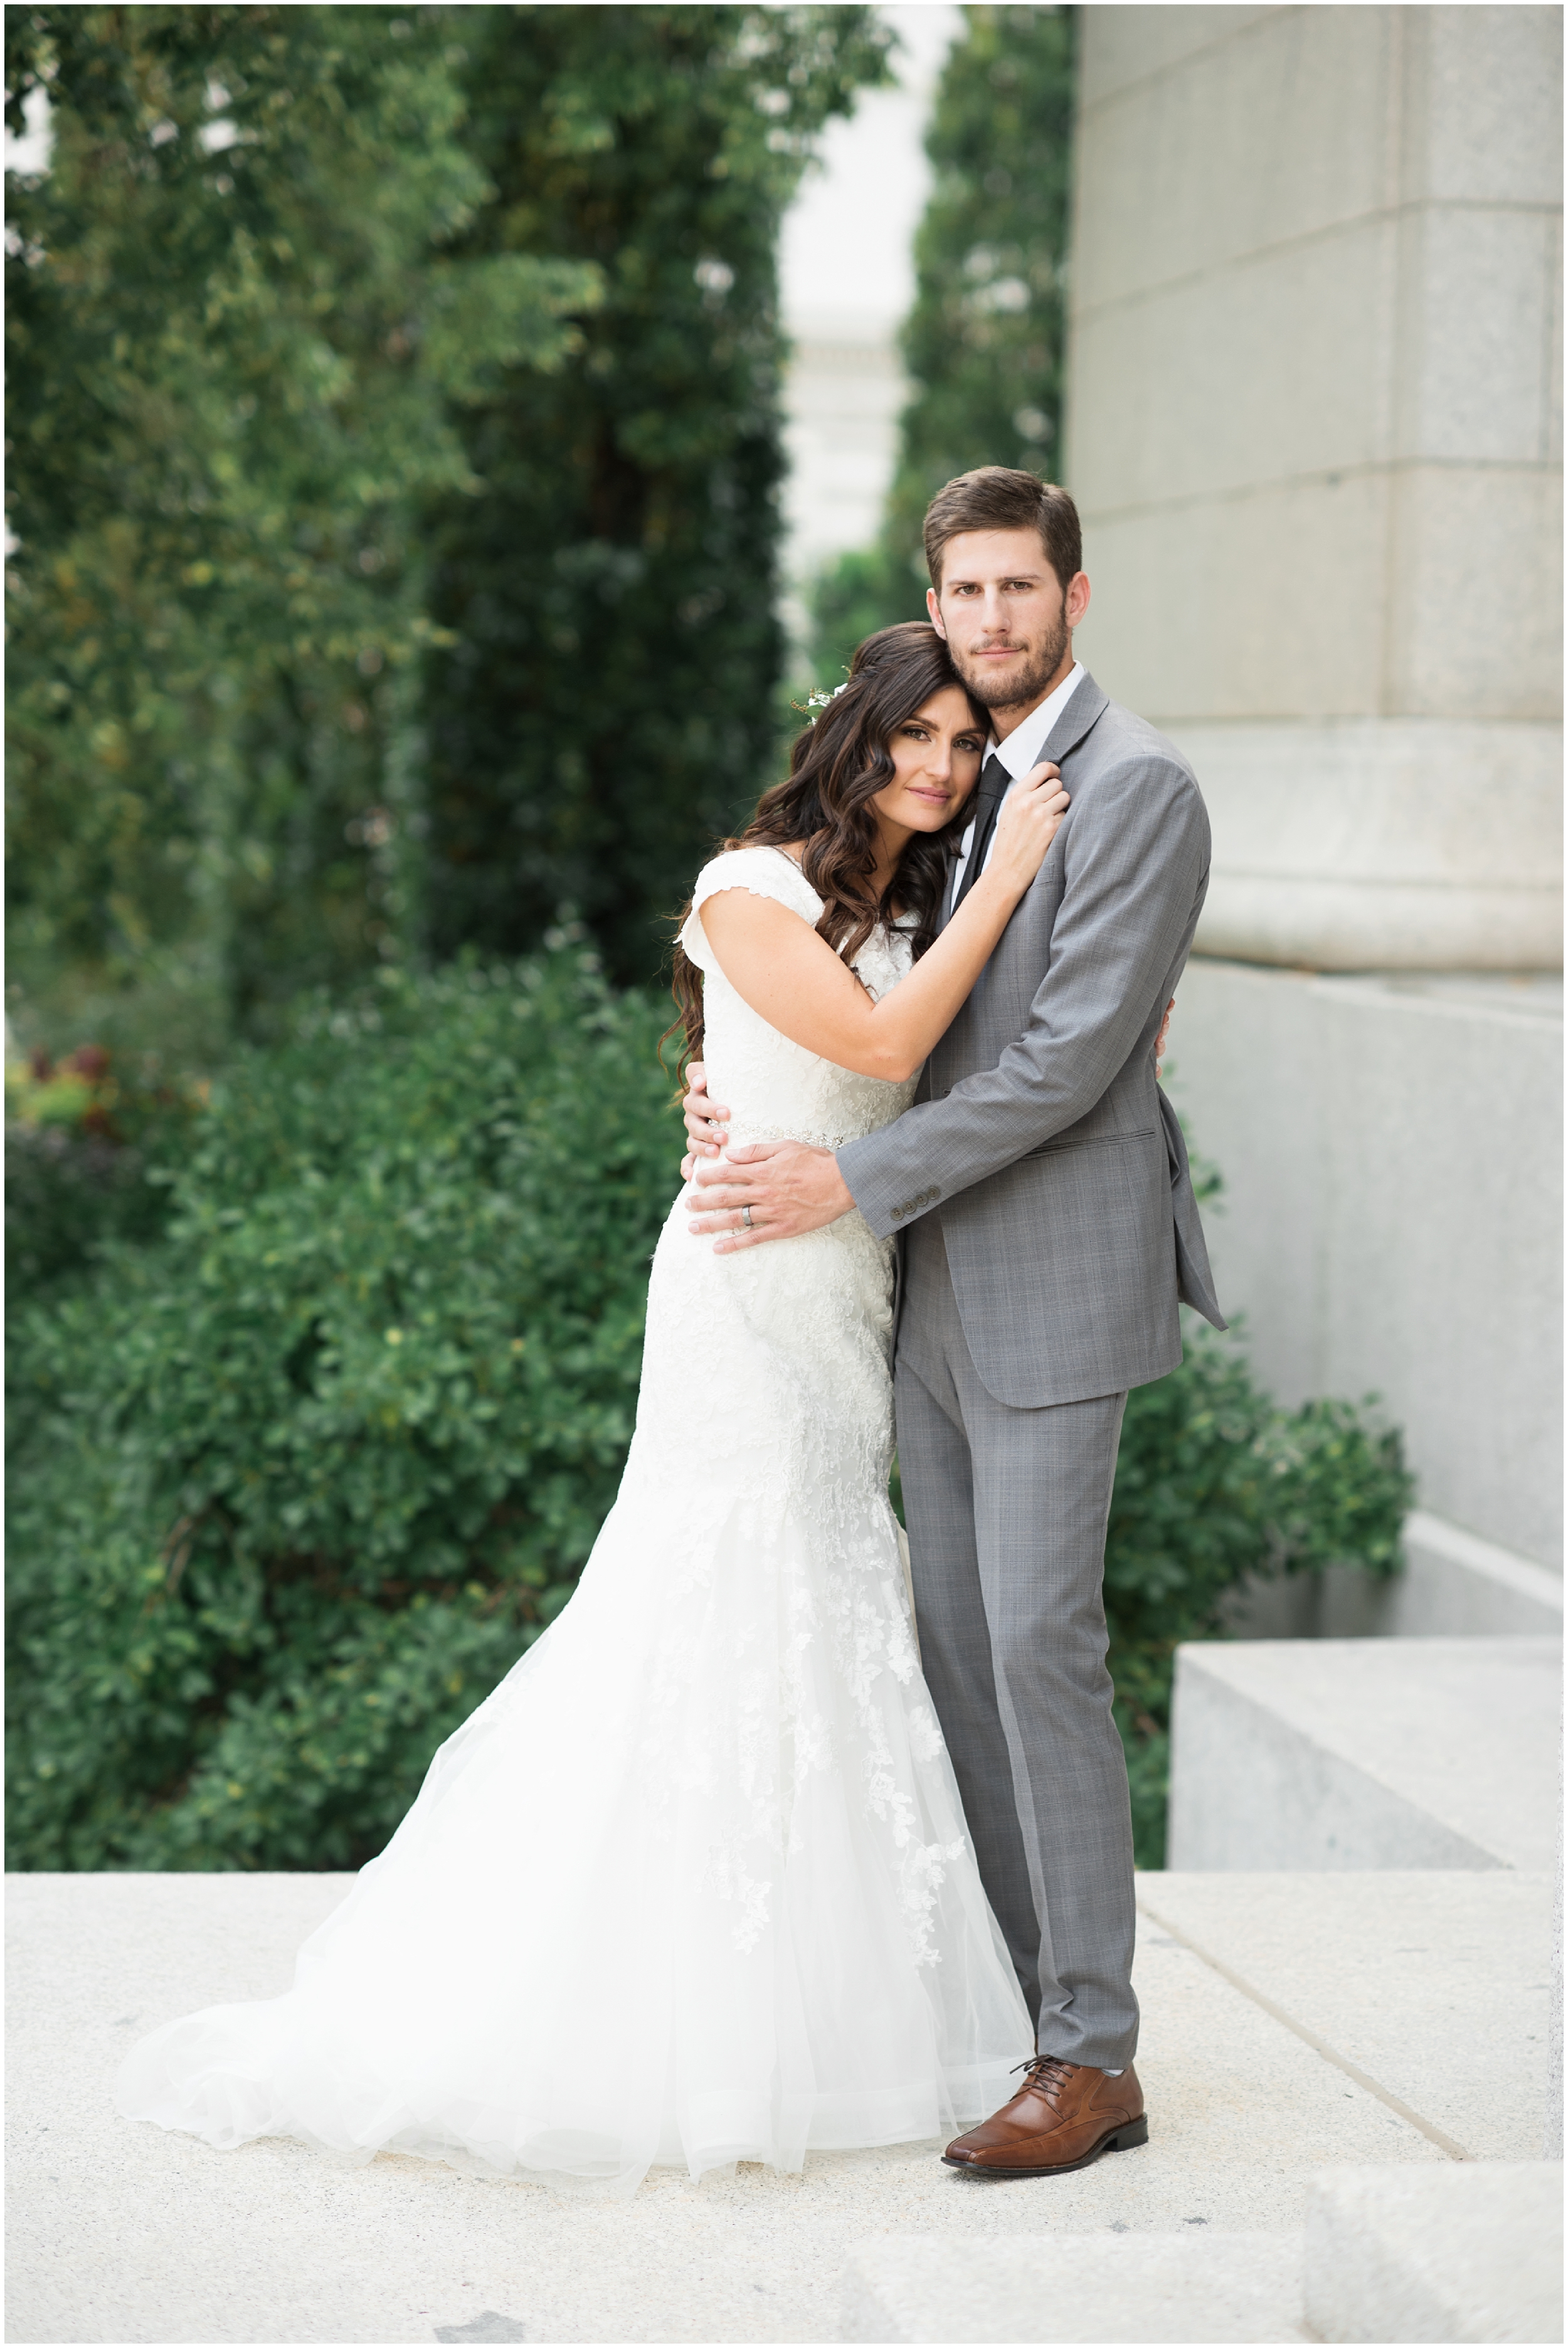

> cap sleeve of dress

[{"left": 679, "top": 847, "right": 824, "bottom": 972}]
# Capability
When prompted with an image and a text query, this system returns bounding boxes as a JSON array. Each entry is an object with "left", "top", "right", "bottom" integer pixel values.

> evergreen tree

[
  {"left": 808, "top": 4, "right": 1077, "bottom": 687},
  {"left": 5, "top": 6, "right": 597, "bottom": 1054},
  {"left": 420, "top": 6, "right": 889, "bottom": 984}
]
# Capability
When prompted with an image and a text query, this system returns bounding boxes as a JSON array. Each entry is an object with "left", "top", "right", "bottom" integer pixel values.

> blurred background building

[{"left": 777, "top": 5, "right": 961, "bottom": 637}]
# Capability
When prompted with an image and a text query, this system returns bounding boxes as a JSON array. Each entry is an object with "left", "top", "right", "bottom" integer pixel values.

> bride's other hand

[
  {"left": 681, "top": 1062, "right": 731, "bottom": 1178},
  {"left": 1155, "top": 998, "right": 1174, "bottom": 1078},
  {"left": 987, "top": 762, "right": 1069, "bottom": 896}
]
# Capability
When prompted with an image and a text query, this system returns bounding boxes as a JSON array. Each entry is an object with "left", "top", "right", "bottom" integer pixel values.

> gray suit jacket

[{"left": 839, "top": 669, "right": 1225, "bottom": 1410}]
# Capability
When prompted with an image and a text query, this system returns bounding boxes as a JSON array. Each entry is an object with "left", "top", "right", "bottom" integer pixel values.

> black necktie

[{"left": 950, "top": 753, "right": 1011, "bottom": 918}]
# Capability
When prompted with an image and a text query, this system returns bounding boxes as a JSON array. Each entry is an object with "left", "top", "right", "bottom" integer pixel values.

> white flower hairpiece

[{"left": 803, "top": 681, "right": 850, "bottom": 721}]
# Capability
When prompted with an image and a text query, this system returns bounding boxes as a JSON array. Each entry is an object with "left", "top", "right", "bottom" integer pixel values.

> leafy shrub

[
  {"left": 6, "top": 1046, "right": 205, "bottom": 1307},
  {"left": 1106, "top": 1324, "right": 1412, "bottom": 1864},
  {"left": 6, "top": 942, "right": 679, "bottom": 1871}
]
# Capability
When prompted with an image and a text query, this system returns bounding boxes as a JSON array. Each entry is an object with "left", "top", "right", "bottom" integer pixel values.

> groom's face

[{"left": 927, "top": 528, "right": 1089, "bottom": 715}]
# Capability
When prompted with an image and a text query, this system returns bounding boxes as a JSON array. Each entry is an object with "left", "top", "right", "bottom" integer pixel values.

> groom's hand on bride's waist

[{"left": 686, "top": 1140, "right": 854, "bottom": 1252}]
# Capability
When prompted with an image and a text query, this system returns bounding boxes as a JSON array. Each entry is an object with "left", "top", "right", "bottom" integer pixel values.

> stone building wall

[{"left": 1064, "top": 6, "right": 1564, "bottom": 1581}]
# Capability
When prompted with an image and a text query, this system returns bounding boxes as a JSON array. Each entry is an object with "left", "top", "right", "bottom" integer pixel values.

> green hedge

[
  {"left": 6, "top": 951, "right": 1411, "bottom": 1871},
  {"left": 6, "top": 943, "right": 677, "bottom": 1869},
  {"left": 6, "top": 1046, "right": 206, "bottom": 1305}
]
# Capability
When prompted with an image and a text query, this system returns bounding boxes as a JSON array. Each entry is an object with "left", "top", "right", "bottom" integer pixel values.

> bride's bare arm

[{"left": 697, "top": 769, "right": 1069, "bottom": 1085}]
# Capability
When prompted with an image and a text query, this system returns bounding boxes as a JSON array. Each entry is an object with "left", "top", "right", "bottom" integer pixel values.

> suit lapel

[{"left": 1040, "top": 667, "right": 1109, "bottom": 767}]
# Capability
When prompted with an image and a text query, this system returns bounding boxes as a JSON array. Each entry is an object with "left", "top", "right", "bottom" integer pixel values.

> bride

[{"left": 115, "top": 621, "right": 1071, "bottom": 2199}]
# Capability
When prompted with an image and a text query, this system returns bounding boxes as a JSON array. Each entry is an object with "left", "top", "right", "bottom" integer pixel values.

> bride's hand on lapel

[{"left": 985, "top": 763, "right": 1069, "bottom": 893}]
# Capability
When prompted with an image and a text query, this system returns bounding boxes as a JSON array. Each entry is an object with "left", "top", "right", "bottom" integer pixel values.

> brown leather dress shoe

[{"left": 943, "top": 2056, "right": 1148, "bottom": 2177}]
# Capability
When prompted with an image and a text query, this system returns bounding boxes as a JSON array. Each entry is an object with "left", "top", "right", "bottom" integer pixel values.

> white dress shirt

[{"left": 946, "top": 659, "right": 1084, "bottom": 905}]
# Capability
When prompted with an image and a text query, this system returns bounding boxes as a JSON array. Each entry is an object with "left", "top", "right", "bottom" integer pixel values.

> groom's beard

[{"left": 952, "top": 595, "right": 1071, "bottom": 714}]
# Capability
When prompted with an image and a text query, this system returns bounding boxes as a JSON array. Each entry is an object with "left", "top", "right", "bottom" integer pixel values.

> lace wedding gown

[{"left": 115, "top": 846, "right": 1031, "bottom": 2197}]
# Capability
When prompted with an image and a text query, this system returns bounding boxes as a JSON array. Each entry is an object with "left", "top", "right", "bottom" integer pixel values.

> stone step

[
  {"left": 841, "top": 2164, "right": 1565, "bottom": 2344},
  {"left": 842, "top": 2231, "right": 1306, "bottom": 2343},
  {"left": 1305, "top": 2163, "right": 1564, "bottom": 2344},
  {"left": 1167, "top": 1636, "right": 1561, "bottom": 1871}
]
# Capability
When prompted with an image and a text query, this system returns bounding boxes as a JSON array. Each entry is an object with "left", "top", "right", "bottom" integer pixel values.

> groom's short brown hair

[{"left": 924, "top": 468, "right": 1083, "bottom": 592}]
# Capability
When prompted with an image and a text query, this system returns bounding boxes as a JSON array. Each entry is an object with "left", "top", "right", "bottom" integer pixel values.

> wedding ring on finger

[{"left": 741, "top": 1206, "right": 753, "bottom": 1231}]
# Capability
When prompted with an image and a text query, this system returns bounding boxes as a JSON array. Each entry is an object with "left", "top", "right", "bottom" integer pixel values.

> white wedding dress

[{"left": 115, "top": 846, "right": 1031, "bottom": 2197}]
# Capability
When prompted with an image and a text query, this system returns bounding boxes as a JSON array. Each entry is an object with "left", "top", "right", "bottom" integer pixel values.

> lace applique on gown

[{"left": 115, "top": 845, "right": 1032, "bottom": 2198}]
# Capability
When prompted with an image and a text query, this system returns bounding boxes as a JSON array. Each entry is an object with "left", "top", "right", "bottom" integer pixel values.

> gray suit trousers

[{"left": 896, "top": 1213, "right": 1138, "bottom": 2070}]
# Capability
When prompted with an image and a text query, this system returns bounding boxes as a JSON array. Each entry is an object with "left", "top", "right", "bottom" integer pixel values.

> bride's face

[{"left": 870, "top": 688, "right": 987, "bottom": 842}]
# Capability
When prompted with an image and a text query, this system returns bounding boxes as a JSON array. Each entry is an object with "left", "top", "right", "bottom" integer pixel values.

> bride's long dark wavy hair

[{"left": 665, "top": 622, "right": 987, "bottom": 1077}]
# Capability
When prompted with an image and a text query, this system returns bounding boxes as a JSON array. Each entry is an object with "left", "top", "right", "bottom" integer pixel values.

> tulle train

[{"left": 115, "top": 1469, "right": 1032, "bottom": 2197}]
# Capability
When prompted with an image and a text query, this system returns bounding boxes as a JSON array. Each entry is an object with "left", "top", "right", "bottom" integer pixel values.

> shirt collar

[{"left": 988, "top": 660, "right": 1086, "bottom": 783}]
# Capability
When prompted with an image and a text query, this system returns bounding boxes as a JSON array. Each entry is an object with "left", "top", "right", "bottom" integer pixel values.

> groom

[{"left": 682, "top": 466, "right": 1224, "bottom": 2177}]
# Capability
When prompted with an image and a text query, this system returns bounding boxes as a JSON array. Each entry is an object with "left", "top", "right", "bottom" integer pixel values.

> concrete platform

[
  {"left": 1226, "top": 1510, "right": 1565, "bottom": 1642},
  {"left": 1167, "top": 1637, "right": 1561, "bottom": 1872},
  {"left": 1379, "top": 1514, "right": 1564, "bottom": 1639},
  {"left": 1135, "top": 1873, "right": 1555, "bottom": 2162},
  {"left": 9, "top": 1866, "right": 1551, "bottom": 2344}
]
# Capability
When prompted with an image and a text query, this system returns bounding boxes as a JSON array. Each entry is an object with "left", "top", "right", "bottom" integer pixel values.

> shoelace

[{"left": 1011, "top": 2052, "right": 1077, "bottom": 2102}]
